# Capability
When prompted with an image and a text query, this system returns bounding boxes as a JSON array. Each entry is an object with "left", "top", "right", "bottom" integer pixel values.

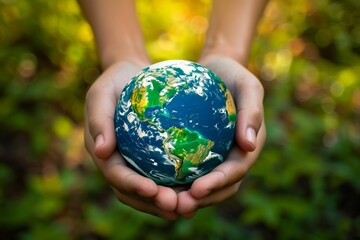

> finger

[
  {"left": 85, "top": 76, "right": 118, "bottom": 159},
  {"left": 177, "top": 191, "right": 196, "bottom": 215},
  {"left": 181, "top": 210, "right": 198, "bottom": 219},
  {"left": 113, "top": 190, "right": 180, "bottom": 221},
  {"left": 205, "top": 58, "right": 265, "bottom": 152},
  {"left": 195, "top": 181, "right": 241, "bottom": 209},
  {"left": 100, "top": 149, "right": 159, "bottom": 198},
  {"left": 189, "top": 147, "right": 247, "bottom": 199},
  {"left": 234, "top": 75, "right": 264, "bottom": 151},
  {"left": 177, "top": 182, "right": 240, "bottom": 215},
  {"left": 85, "top": 122, "right": 159, "bottom": 198},
  {"left": 111, "top": 177, "right": 178, "bottom": 212},
  {"left": 190, "top": 123, "right": 266, "bottom": 199},
  {"left": 86, "top": 120, "right": 177, "bottom": 220},
  {"left": 154, "top": 186, "right": 179, "bottom": 212}
]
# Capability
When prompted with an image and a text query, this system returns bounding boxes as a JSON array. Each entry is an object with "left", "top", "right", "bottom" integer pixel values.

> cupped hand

[
  {"left": 84, "top": 61, "right": 180, "bottom": 220},
  {"left": 176, "top": 56, "right": 266, "bottom": 218}
]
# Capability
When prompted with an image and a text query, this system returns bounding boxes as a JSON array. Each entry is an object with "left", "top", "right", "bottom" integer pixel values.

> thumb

[
  {"left": 85, "top": 82, "right": 117, "bottom": 159},
  {"left": 235, "top": 79, "right": 264, "bottom": 152},
  {"left": 236, "top": 107, "right": 263, "bottom": 152}
]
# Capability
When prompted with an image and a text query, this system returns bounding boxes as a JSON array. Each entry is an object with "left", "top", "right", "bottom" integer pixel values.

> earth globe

[{"left": 114, "top": 60, "right": 236, "bottom": 186}]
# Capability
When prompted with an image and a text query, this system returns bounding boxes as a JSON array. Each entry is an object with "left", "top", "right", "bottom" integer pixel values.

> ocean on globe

[{"left": 114, "top": 60, "right": 236, "bottom": 186}]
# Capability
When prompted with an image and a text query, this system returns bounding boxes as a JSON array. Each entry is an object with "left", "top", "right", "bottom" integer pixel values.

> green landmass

[
  {"left": 164, "top": 126, "right": 214, "bottom": 180},
  {"left": 1, "top": 0, "right": 359, "bottom": 239},
  {"left": 130, "top": 77, "right": 181, "bottom": 121}
]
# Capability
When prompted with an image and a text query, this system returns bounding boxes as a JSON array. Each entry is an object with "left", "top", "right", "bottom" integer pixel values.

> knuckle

[
  {"left": 103, "top": 167, "right": 123, "bottom": 188},
  {"left": 103, "top": 169, "right": 115, "bottom": 183},
  {"left": 249, "top": 77, "right": 265, "bottom": 96},
  {"left": 252, "top": 107, "right": 264, "bottom": 121},
  {"left": 84, "top": 132, "right": 92, "bottom": 154},
  {"left": 85, "top": 84, "right": 97, "bottom": 102},
  {"left": 252, "top": 109, "right": 264, "bottom": 130},
  {"left": 88, "top": 116, "right": 100, "bottom": 132},
  {"left": 229, "top": 183, "right": 240, "bottom": 196}
]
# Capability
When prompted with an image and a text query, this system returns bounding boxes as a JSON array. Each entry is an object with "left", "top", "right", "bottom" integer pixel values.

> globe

[{"left": 114, "top": 60, "right": 236, "bottom": 186}]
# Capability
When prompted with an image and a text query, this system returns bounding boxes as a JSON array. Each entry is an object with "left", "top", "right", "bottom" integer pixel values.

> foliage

[{"left": 0, "top": 0, "right": 359, "bottom": 239}]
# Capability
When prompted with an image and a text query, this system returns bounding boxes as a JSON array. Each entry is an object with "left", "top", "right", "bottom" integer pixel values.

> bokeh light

[{"left": 0, "top": 0, "right": 359, "bottom": 239}]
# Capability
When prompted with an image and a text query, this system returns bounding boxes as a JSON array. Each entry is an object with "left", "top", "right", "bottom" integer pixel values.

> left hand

[
  {"left": 176, "top": 56, "right": 266, "bottom": 218},
  {"left": 84, "top": 61, "right": 181, "bottom": 220}
]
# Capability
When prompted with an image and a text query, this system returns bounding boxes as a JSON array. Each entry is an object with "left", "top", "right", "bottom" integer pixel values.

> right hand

[
  {"left": 84, "top": 61, "right": 181, "bottom": 220},
  {"left": 176, "top": 56, "right": 266, "bottom": 217}
]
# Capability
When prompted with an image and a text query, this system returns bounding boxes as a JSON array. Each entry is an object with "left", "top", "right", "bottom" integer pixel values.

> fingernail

[
  {"left": 246, "top": 127, "right": 256, "bottom": 145},
  {"left": 95, "top": 134, "right": 105, "bottom": 150}
]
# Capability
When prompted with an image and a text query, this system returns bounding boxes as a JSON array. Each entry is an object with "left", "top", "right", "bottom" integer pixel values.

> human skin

[{"left": 78, "top": 0, "right": 267, "bottom": 220}]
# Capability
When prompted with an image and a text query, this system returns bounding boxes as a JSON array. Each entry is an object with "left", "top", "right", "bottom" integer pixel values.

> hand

[
  {"left": 176, "top": 56, "right": 266, "bottom": 218},
  {"left": 84, "top": 61, "right": 181, "bottom": 220}
]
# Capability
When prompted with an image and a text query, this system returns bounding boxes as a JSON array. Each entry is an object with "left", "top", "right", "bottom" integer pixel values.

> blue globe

[{"left": 114, "top": 60, "right": 236, "bottom": 186}]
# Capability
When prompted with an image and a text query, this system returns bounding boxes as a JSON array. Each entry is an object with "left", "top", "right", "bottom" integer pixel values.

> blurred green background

[{"left": 0, "top": 0, "right": 359, "bottom": 239}]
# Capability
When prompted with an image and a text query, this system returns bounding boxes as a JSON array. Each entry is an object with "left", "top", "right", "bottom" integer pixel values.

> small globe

[{"left": 114, "top": 60, "right": 236, "bottom": 186}]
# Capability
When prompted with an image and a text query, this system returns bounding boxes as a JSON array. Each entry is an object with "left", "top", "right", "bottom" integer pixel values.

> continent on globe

[
  {"left": 114, "top": 60, "right": 236, "bottom": 186},
  {"left": 163, "top": 126, "right": 215, "bottom": 180}
]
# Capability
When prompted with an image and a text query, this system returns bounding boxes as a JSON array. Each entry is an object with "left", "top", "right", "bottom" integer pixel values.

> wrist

[
  {"left": 199, "top": 48, "right": 248, "bottom": 67},
  {"left": 78, "top": 0, "right": 150, "bottom": 70},
  {"left": 199, "top": 42, "right": 250, "bottom": 66},
  {"left": 200, "top": 0, "right": 268, "bottom": 66},
  {"left": 100, "top": 44, "right": 150, "bottom": 70}
]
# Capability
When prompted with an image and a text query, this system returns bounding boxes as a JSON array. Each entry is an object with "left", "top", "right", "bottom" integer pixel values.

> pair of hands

[{"left": 84, "top": 56, "right": 266, "bottom": 220}]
